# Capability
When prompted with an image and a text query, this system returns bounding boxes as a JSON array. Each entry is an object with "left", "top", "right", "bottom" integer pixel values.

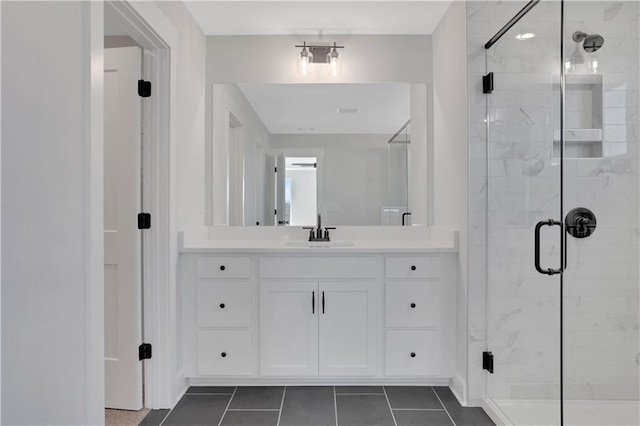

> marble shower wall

[{"left": 467, "top": 0, "right": 639, "bottom": 403}]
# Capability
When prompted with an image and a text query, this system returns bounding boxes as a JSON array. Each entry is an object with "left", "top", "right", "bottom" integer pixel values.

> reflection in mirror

[{"left": 210, "top": 83, "right": 426, "bottom": 226}]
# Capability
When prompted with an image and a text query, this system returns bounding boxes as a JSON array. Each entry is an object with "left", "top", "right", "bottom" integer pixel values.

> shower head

[{"left": 572, "top": 31, "right": 604, "bottom": 53}]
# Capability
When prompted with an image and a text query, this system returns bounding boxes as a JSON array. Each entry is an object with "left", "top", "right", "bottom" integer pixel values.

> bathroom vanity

[{"left": 180, "top": 226, "right": 458, "bottom": 385}]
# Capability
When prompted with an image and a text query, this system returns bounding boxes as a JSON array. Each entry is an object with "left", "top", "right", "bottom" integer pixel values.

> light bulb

[
  {"left": 297, "top": 43, "right": 313, "bottom": 76},
  {"left": 329, "top": 55, "right": 339, "bottom": 77},
  {"left": 326, "top": 46, "right": 341, "bottom": 77},
  {"left": 300, "top": 55, "right": 310, "bottom": 76}
]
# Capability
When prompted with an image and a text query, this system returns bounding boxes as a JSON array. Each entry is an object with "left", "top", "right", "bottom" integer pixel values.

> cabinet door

[
  {"left": 319, "top": 282, "right": 377, "bottom": 376},
  {"left": 260, "top": 282, "right": 318, "bottom": 376}
]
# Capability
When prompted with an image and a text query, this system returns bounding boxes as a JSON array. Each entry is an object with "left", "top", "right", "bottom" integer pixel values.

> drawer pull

[
  {"left": 221, "top": 352, "right": 227, "bottom": 358},
  {"left": 220, "top": 265, "right": 226, "bottom": 271},
  {"left": 410, "top": 303, "right": 416, "bottom": 308},
  {"left": 410, "top": 352, "right": 416, "bottom": 358},
  {"left": 219, "top": 303, "right": 225, "bottom": 309},
  {"left": 411, "top": 265, "right": 417, "bottom": 271}
]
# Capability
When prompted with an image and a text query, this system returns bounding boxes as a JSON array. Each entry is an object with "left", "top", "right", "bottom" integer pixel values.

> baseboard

[
  {"left": 187, "top": 377, "right": 451, "bottom": 387},
  {"left": 450, "top": 372, "right": 467, "bottom": 406},
  {"left": 482, "top": 398, "right": 512, "bottom": 426}
]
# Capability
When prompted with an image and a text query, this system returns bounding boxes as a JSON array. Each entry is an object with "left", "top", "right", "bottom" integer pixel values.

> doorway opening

[{"left": 102, "top": 0, "right": 174, "bottom": 414}]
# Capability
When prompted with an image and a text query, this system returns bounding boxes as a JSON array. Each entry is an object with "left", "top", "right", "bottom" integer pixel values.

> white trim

[
  {"left": 482, "top": 398, "right": 511, "bottom": 426},
  {"left": 187, "top": 378, "right": 452, "bottom": 386},
  {"left": 86, "top": 2, "right": 105, "bottom": 423},
  {"left": 449, "top": 373, "right": 467, "bottom": 406}
]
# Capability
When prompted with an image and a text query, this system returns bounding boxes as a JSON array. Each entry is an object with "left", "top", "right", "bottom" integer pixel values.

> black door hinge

[
  {"left": 274, "top": 209, "right": 277, "bottom": 215},
  {"left": 138, "top": 80, "right": 152, "bottom": 98},
  {"left": 139, "top": 343, "right": 152, "bottom": 360},
  {"left": 483, "top": 73, "right": 494, "bottom": 94},
  {"left": 483, "top": 351, "right": 494, "bottom": 373},
  {"left": 138, "top": 213, "right": 151, "bottom": 229},
  {"left": 274, "top": 167, "right": 277, "bottom": 173}
]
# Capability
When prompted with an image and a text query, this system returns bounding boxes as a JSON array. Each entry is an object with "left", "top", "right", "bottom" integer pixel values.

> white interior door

[
  {"left": 275, "top": 153, "right": 287, "bottom": 225},
  {"left": 104, "top": 46, "right": 143, "bottom": 410}
]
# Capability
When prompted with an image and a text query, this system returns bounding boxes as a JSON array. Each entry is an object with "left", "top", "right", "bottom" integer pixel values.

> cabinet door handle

[
  {"left": 220, "top": 303, "right": 225, "bottom": 309},
  {"left": 322, "top": 291, "right": 325, "bottom": 314},
  {"left": 410, "top": 352, "right": 416, "bottom": 358},
  {"left": 221, "top": 352, "right": 227, "bottom": 358},
  {"left": 312, "top": 291, "right": 315, "bottom": 314},
  {"left": 410, "top": 303, "right": 416, "bottom": 308},
  {"left": 410, "top": 265, "right": 416, "bottom": 271},
  {"left": 220, "top": 265, "right": 226, "bottom": 271}
]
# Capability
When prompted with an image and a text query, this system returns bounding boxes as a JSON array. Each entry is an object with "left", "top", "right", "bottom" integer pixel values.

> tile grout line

[
  {"left": 157, "top": 408, "right": 171, "bottom": 426},
  {"left": 276, "top": 386, "right": 287, "bottom": 426},
  {"left": 333, "top": 386, "right": 339, "bottom": 426},
  {"left": 382, "top": 386, "right": 398, "bottom": 426},
  {"left": 226, "top": 409, "right": 281, "bottom": 412},
  {"left": 217, "top": 386, "right": 238, "bottom": 426},
  {"left": 392, "top": 408, "right": 447, "bottom": 411},
  {"left": 432, "top": 387, "right": 457, "bottom": 426}
]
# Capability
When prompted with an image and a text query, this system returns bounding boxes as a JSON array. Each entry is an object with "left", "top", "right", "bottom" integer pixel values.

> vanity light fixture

[
  {"left": 515, "top": 32, "right": 535, "bottom": 40},
  {"left": 295, "top": 42, "right": 344, "bottom": 77}
]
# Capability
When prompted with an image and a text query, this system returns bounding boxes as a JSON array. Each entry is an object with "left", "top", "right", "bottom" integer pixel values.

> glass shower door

[
  {"left": 562, "top": 2, "right": 640, "bottom": 425},
  {"left": 484, "top": 1, "right": 563, "bottom": 424}
]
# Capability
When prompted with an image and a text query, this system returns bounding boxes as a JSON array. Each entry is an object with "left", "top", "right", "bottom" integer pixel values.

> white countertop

[{"left": 179, "top": 226, "right": 458, "bottom": 254}]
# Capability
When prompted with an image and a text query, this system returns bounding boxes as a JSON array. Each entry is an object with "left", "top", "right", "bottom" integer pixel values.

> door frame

[{"left": 91, "top": 0, "right": 181, "bottom": 410}]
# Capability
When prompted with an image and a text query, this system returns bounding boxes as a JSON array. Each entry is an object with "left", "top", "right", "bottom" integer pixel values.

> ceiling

[
  {"left": 184, "top": 1, "right": 452, "bottom": 35},
  {"left": 237, "top": 83, "right": 410, "bottom": 134}
]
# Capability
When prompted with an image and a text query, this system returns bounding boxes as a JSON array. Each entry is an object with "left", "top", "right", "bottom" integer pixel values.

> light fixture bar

[{"left": 295, "top": 42, "right": 344, "bottom": 64}]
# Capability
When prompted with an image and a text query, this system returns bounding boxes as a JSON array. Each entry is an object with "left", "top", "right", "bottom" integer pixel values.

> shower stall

[{"left": 469, "top": 1, "right": 640, "bottom": 424}]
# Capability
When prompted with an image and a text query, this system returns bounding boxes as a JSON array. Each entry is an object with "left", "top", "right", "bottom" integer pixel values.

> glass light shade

[
  {"left": 297, "top": 48, "right": 313, "bottom": 76},
  {"left": 327, "top": 50, "right": 342, "bottom": 77}
]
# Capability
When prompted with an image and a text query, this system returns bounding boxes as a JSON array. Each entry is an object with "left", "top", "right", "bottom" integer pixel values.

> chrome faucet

[{"left": 303, "top": 214, "right": 335, "bottom": 242}]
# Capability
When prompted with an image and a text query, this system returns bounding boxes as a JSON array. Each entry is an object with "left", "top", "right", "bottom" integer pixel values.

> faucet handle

[
  {"left": 323, "top": 227, "right": 336, "bottom": 240},
  {"left": 302, "top": 227, "right": 316, "bottom": 241}
]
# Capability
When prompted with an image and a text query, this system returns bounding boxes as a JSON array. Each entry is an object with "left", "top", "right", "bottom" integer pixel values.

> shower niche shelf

[{"left": 553, "top": 74, "right": 603, "bottom": 159}]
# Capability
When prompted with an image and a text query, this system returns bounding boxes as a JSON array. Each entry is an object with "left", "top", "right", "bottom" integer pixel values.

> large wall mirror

[{"left": 209, "top": 83, "right": 428, "bottom": 227}]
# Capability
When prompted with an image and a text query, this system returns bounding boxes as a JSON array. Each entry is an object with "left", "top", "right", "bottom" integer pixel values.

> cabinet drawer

[
  {"left": 197, "top": 330, "right": 253, "bottom": 376},
  {"left": 259, "top": 256, "right": 377, "bottom": 279},
  {"left": 197, "top": 281, "right": 252, "bottom": 328},
  {"left": 385, "top": 330, "right": 440, "bottom": 376},
  {"left": 197, "top": 256, "right": 251, "bottom": 279},
  {"left": 385, "top": 282, "right": 439, "bottom": 328},
  {"left": 385, "top": 256, "right": 440, "bottom": 279}
]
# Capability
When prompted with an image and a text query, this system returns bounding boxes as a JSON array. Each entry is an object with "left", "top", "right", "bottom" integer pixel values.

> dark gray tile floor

[{"left": 142, "top": 386, "right": 494, "bottom": 426}]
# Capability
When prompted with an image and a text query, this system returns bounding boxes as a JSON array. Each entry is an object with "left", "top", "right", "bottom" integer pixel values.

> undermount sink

[{"left": 282, "top": 241, "right": 355, "bottom": 248}]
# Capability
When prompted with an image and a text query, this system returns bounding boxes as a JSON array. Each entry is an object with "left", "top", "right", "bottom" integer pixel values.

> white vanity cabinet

[
  {"left": 260, "top": 280, "right": 377, "bottom": 377},
  {"left": 181, "top": 249, "right": 455, "bottom": 385}
]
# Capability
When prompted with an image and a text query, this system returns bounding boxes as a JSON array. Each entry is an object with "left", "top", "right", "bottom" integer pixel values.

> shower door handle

[{"left": 534, "top": 219, "right": 562, "bottom": 275}]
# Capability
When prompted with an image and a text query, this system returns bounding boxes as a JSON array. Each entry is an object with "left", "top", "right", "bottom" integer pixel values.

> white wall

[
  {"left": 2, "top": 2, "right": 103, "bottom": 424},
  {"left": 207, "top": 35, "right": 432, "bottom": 84},
  {"left": 432, "top": 1, "right": 469, "bottom": 403},
  {"left": 1, "top": 1, "right": 206, "bottom": 421},
  {"left": 156, "top": 1, "right": 206, "bottom": 230},
  {"left": 209, "top": 84, "right": 271, "bottom": 226},
  {"left": 271, "top": 134, "right": 401, "bottom": 226}
]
